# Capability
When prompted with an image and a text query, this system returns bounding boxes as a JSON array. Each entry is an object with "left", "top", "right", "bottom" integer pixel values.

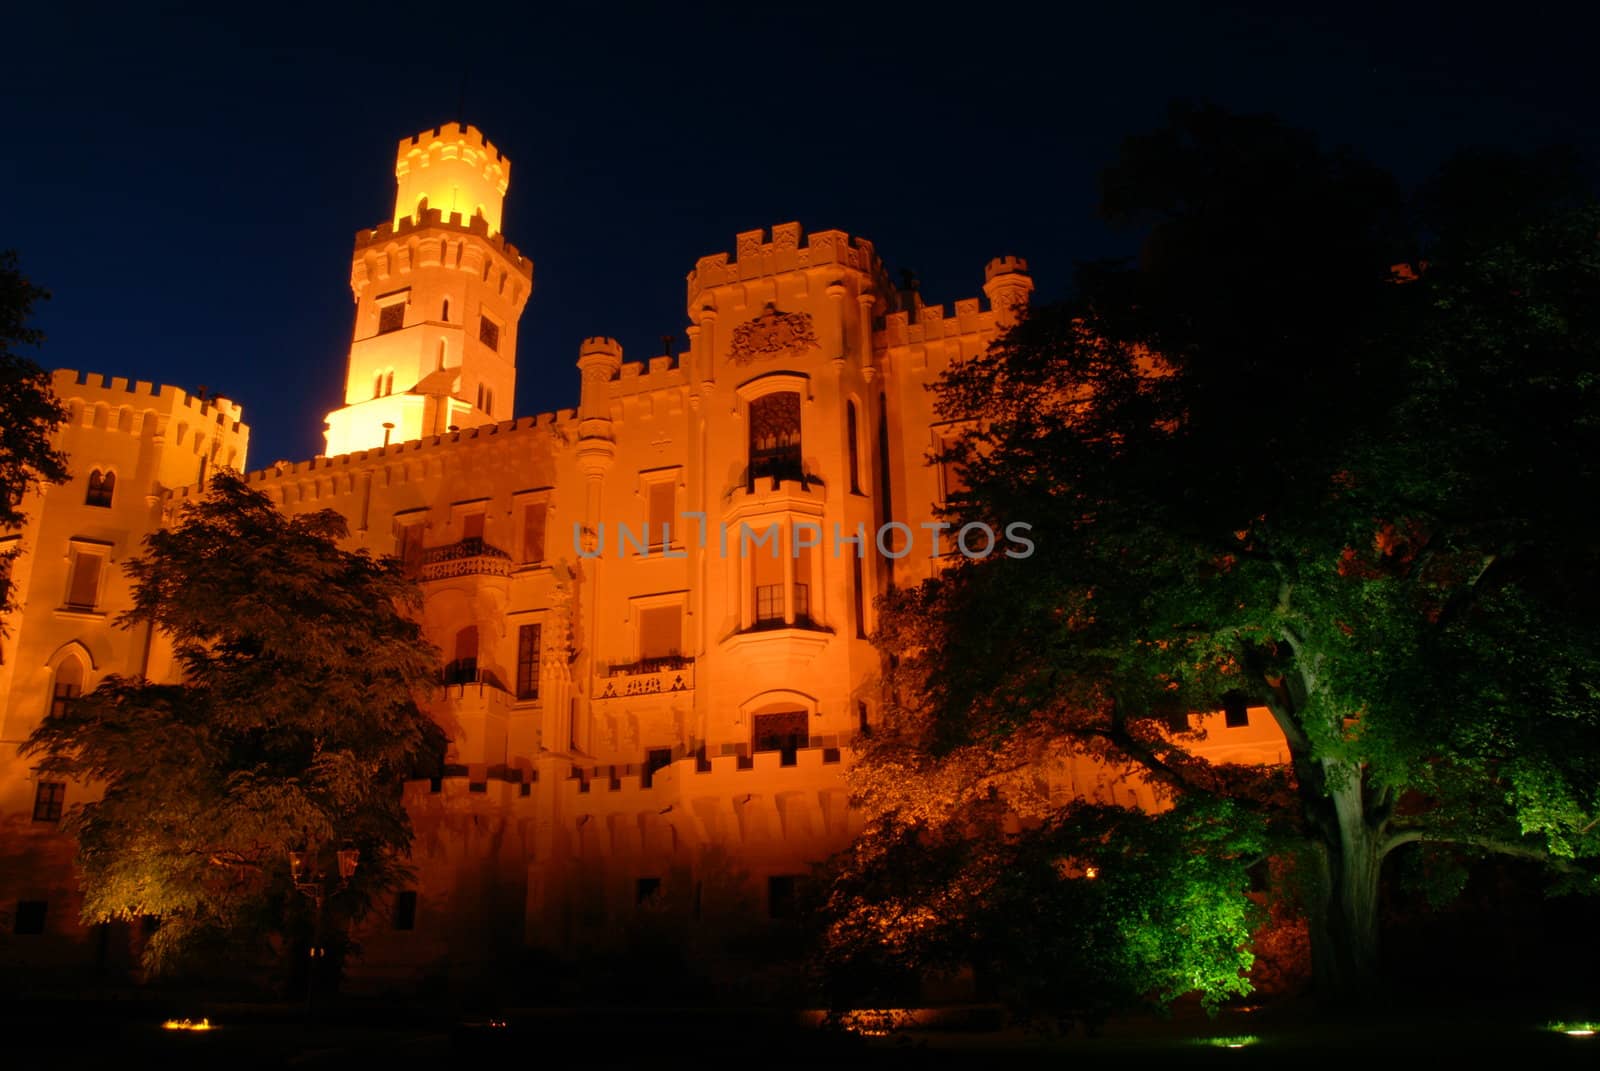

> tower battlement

[
  {"left": 55, "top": 369, "right": 247, "bottom": 433},
  {"left": 685, "top": 223, "right": 891, "bottom": 309},
  {"left": 393, "top": 122, "right": 512, "bottom": 236},
  {"left": 984, "top": 255, "right": 1030, "bottom": 281},
  {"left": 353, "top": 207, "right": 535, "bottom": 280}
]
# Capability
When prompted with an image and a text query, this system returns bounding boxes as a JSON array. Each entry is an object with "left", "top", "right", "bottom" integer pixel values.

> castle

[{"left": 0, "top": 123, "right": 1286, "bottom": 987}]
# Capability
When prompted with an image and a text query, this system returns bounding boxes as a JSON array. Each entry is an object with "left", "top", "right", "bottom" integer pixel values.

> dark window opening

[
  {"left": 876, "top": 393, "right": 894, "bottom": 530},
  {"left": 642, "top": 747, "right": 672, "bottom": 789},
  {"left": 522, "top": 504, "right": 547, "bottom": 563},
  {"left": 49, "top": 670, "right": 82, "bottom": 719},
  {"left": 479, "top": 316, "right": 500, "bottom": 351},
  {"left": 752, "top": 711, "right": 808, "bottom": 767},
  {"left": 32, "top": 781, "right": 65, "bottom": 823},
  {"left": 65, "top": 552, "right": 102, "bottom": 611},
  {"left": 14, "top": 900, "right": 47, "bottom": 935},
  {"left": 847, "top": 400, "right": 861, "bottom": 494},
  {"left": 516, "top": 623, "right": 541, "bottom": 700},
  {"left": 768, "top": 875, "right": 798, "bottom": 920},
  {"left": 443, "top": 625, "right": 479, "bottom": 685},
  {"left": 378, "top": 302, "right": 405, "bottom": 334},
  {"left": 1223, "top": 692, "right": 1250, "bottom": 728},
  {"left": 748, "top": 391, "right": 802, "bottom": 488},
  {"left": 393, "top": 890, "right": 418, "bottom": 931},
  {"left": 858, "top": 700, "right": 870, "bottom": 736},
  {"left": 85, "top": 469, "right": 114, "bottom": 508},
  {"left": 754, "top": 584, "right": 784, "bottom": 626},
  {"left": 852, "top": 554, "right": 866, "bottom": 638}
]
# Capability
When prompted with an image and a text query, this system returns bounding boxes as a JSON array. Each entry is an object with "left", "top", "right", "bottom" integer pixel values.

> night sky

[{"left": 6, "top": 5, "right": 1594, "bottom": 469}]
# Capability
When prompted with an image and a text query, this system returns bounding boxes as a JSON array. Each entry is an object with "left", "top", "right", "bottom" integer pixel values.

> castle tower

[{"left": 323, "top": 123, "right": 535, "bottom": 457}]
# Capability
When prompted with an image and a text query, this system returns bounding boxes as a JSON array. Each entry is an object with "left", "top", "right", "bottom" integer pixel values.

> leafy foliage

[
  {"left": 815, "top": 796, "right": 1267, "bottom": 1020},
  {"left": 826, "top": 105, "right": 1600, "bottom": 1003},
  {"left": 22, "top": 470, "right": 444, "bottom": 974},
  {"left": 0, "top": 249, "right": 69, "bottom": 615}
]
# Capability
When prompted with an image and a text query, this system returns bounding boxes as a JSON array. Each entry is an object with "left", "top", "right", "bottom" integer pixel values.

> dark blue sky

[{"left": 6, "top": 4, "right": 1594, "bottom": 468}]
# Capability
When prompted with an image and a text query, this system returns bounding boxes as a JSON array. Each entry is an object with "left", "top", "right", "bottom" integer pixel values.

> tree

[
  {"left": 836, "top": 106, "right": 1600, "bottom": 1002},
  {"left": 22, "top": 469, "right": 444, "bottom": 977},
  {"left": 0, "top": 250, "right": 69, "bottom": 615},
  {"left": 813, "top": 796, "right": 1269, "bottom": 1022}
]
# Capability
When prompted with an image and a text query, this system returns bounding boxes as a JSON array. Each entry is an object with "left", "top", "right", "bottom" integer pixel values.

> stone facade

[{"left": 0, "top": 123, "right": 1288, "bottom": 986}]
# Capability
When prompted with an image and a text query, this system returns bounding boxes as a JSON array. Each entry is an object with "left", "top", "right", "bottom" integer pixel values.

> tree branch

[{"left": 1382, "top": 828, "right": 1596, "bottom": 874}]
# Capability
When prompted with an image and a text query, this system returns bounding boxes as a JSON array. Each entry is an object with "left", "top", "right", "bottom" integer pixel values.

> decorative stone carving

[{"left": 728, "top": 304, "right": 819, "bottom": 364}]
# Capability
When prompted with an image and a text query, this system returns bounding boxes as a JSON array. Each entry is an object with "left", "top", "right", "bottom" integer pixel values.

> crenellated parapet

[
  {"left": 686, "top": 222, "right": 894, "bottom": 311},
  {"left": 392, "top": 122, "right": 511, "bottom": 236},
  {"left": 54, "top": 370, "right": 246, "bottom": 434},
  {"left": 351, "top": 207, "right": 534, "bottom": 299},
  {"left": 982, "top": 255, "right": 1033, "bottom": 329}
]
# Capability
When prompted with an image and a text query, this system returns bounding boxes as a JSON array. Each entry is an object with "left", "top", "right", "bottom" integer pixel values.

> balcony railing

[
  {"left": 414, "top": 537, "right": 512, "bottom": 582},
  {"left": 594, "top": 656, "right": 695, "bottom": 701}
]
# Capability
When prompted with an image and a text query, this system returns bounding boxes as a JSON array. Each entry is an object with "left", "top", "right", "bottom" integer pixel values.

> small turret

[
  {"left": 576, "top": 337, "right": 623, "bottom": 425},
  {"left": 983, "top": 256, "right": 1033, "bottom": 329}
]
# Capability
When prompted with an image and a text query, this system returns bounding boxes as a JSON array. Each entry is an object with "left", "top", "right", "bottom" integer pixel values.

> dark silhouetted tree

[
  {"left": 830, "top": 106, "right": 1600, "bottom": 1004},
  {"left": 0, "top": 250, "right": 69, "bottom": 616}
]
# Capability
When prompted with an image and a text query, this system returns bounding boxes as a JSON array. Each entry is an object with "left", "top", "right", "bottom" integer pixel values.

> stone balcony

[
  {"left": 414, "top": 537, "right": 512, "bottom": 582},
  {"left": 593, "top": 656, "right": 695, "bottom": 702}
]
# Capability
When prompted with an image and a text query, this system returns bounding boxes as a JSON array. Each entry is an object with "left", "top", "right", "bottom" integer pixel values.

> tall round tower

[{"left": 323, "top": 123, "right": 535, "bottom": 457}]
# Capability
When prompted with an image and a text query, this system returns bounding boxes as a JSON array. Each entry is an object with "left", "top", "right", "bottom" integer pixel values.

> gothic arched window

[
  {"left": 85, "top": 470, "right": 114, "bottom": 508},
  {"left": 748, "top": 392, "right": 802, "bottom": 489}
]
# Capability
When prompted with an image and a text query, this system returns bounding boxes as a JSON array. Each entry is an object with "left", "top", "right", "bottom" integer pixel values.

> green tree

[
  {"left": 22, "top": 469, "right": 444, "bottom": 978},
  {"left": 814, "top": 796, "right": 1268, "bottom": 1021},
  {"left": 837, "top": 107, "right": 1600, "bottom": 1002},
  {"left": 0, "top": 250, "right": 69, "bottom": 614}
]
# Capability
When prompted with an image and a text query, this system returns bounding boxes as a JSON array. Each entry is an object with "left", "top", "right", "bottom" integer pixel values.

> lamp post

[{"left": 288, "top": 843, "right": 359, "bottom": 1025}]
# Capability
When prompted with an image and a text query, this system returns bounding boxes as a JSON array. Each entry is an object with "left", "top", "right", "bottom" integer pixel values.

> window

[
  {"left": 395, "top": 521, "right": 424, "bottom": 575},
  {"left": 937, "top": 429, "right": 968, "bottom": 502},
  {"left": 444, "top": 626, "right": 478, "bottom": 685},
  {"left": 441, "top": 298, "right": 450, "bottom": 322},
  {"left": 13, "top": 901, "right": 47, "bottom": 936},
  {"left": 748, "top": 391, "right": 802, "bottom": 487},
  {"left": 516, "top": 623, "right": 541, "bottom": 701},
  {"left": 752, "top": 710, "right": 808, "bottom": 766},
  {"left": 65, "top": 548, "right": 104, "bottom": 611},
  {"left": 642, "top": 748, "right": 672, "bottom": 789},
  {"left": 49, "top": 657, "right": 82, "bottom": 718},
  {"left": 852, "top": 553, "right": 866, "bottom": 637},
  {"left": 378, "top": 302, "right": 406, "bottom": 334},
  {"left": 847, "top": 401, "right": 861, "bottom": 494},
  {"left": 479, "top": 315, "right": 500, "bottom": 351},
  {"left": 462, "top": 512, "right": 485, "bottom": 543},
  {"left": 384, "top": 370, "right": 395, "bottom": 396},
  {"left": 521, "top": 503, "right": 546, "bottom": 564},
  {"left": 638, "top": 605, "right": 681, "bottom": 663},
  {"left": 393, "top": 890, "right": 417, "bottom": 931},
  {"left": 754, "top": 584, "right": 784, "bottom": 626},
  {"left": 646, "top": 480, "right": 676, "bottom": 550},
  {"left": 85, "top": 469, "right": 114, "bottom": 508},
  {"left": 32, "top": 781, "right": 65, "bottom": 823},
  {"left": 768, "top": 875, "right": 798, "bottom": 920},
  {"left": 1223, "top": 692, "right": 1250, "bottom": 729}
]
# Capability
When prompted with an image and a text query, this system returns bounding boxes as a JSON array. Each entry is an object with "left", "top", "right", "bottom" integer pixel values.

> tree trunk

[{"left": 1305, "top": 772, "right": 1385, "bottom": 1000}]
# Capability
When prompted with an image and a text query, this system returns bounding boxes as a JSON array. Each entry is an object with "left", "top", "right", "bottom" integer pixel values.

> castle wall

[{"left": 0, "top": 125, "right": 1290, "bottom": 991}]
